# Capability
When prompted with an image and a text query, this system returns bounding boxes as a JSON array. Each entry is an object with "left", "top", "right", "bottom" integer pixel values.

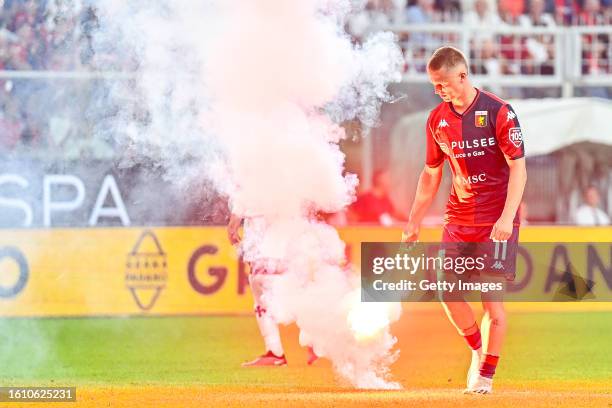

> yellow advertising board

[
  {"left": 0, "top": 226, "right": 610, "bottom": 317},
  {"left": 0, "top": 228, "right": 251, "bottom": 317}
]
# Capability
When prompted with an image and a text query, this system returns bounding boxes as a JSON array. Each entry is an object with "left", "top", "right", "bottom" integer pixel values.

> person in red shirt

[
  {"left": 349, "top": 169, "right": 404, "bottom": 225},
  {"left": 402, "top": 46, "right": 527, "bottom": 394}
]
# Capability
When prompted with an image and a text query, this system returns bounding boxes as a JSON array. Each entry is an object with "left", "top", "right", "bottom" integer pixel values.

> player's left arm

[
  {"left": 491, "top": 104, "right": 527, "bottom": 241},
  {"left": 491, "top": 157, "right": 527, "bottom": 240}
]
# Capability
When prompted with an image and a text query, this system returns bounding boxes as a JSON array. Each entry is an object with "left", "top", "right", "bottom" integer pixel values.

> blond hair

[{"left": 427, "top": 46, "right": 469, "bottom": 72}]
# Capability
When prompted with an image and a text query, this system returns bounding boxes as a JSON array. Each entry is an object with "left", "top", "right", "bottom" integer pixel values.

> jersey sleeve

[
  {"left": 495, "top": 104, "right": 525, "bottom": 160},
  {"left": 426, "top": 112, "right": 445, "bottom": 167}
]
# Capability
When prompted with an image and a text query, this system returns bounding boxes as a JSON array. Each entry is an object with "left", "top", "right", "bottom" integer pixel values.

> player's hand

[
  {"left": 401, "top": 221, "right": 420, "bottom": 242},
  {"left": 490, "top": 216, "right": 513, "bottom": 241},
  {"left": 227, "top": 215, "right": 243, "bottom": 245}
]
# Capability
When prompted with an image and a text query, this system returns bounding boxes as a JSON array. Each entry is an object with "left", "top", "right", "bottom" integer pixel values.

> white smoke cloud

[{"left": 92, "top": 0, "right": 403, "bottom": 388}]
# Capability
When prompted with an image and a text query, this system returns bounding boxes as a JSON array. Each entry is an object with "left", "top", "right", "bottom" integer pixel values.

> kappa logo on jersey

[
  {"left": 506, "top": 110, "right": 516, "bottom": 122},
  {"left": 438, "top": 119, "right": 449, "bottom": 128},
  {"left": 509, "top": 127, "right": 523, "bottom": 147},
  {"left": 491, "top": 261, "right": 505, "bottom": 270},
  {"left": 475, "top": 111, "right": 488, "bottom": 127},
  {"left": 439, "top": 142, "right": 450, "bottom": 154}
]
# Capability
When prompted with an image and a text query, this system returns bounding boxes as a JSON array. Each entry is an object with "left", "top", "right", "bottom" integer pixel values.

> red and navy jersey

[{"left": 425, "top": 88, "right": 525, "bottom": 226}]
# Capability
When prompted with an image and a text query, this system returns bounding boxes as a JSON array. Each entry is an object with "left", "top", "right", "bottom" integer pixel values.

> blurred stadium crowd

[
  {"left": 1, "top": 0, "right": 610, "bottom": 153},
  {"left": 0, "top": 0, "right": 102, "bottom": 155},
  {"left": 351, "top": 0, "right": 612, "bottom": 33},
  {"left": 350, "top": 0, "right": 612, "bottom": 79},
  {"left": 0, "top": 0, "right": 98, "bottom": 71},
  {"left": 0, "top": 0, "right": 610, "bottom": 226}
]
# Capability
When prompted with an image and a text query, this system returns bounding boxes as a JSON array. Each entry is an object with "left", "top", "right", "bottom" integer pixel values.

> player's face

[{"left": 427, "top": 65, "right": 466, "bottom": 103}]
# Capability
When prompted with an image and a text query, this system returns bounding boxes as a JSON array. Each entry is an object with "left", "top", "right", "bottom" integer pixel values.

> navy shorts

[{"left": 440, "top": 224, "right": 520, "bottom": 282}]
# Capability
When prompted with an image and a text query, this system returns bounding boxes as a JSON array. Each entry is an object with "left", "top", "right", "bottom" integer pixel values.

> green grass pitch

[{"left": 1, "top": 308, "right": 611, "bottom": 407}]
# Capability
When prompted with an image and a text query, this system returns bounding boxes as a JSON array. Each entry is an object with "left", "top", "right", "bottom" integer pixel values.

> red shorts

[{"left": 441, "top": 224, "right": 520, "bottom": 281}]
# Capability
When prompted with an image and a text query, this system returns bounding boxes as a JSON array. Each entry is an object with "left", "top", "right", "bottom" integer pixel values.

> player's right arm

[
  {"left": 402, "top": 163, "right": 443, "bottom": 242},
  {"left": 402, "top": 112, "right": 445, "bottom": 242},
  {"left": 227, "top": 213, "right": 243, "bottom": 245}
]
